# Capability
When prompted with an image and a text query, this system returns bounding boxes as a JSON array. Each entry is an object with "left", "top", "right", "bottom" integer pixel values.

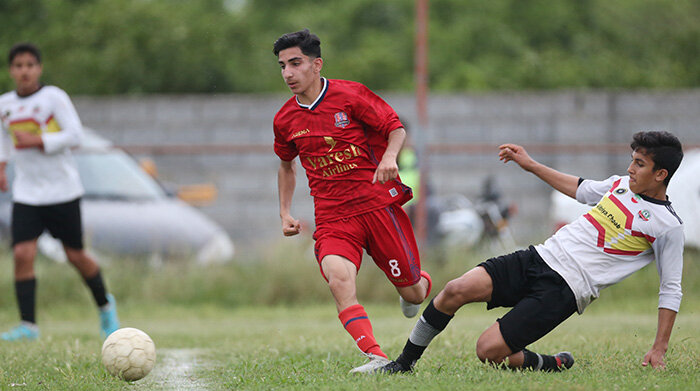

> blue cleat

[
  {"left": 99, "top": 294, "right": 120, "bottom": 338},
  {"left": 1, "top": 322, "right": 39, "bottom": 341}
]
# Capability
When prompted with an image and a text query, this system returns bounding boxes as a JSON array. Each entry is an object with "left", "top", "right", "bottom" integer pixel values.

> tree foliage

[{"left": 0, "top": 0, "right": 698, "bottom": 94}]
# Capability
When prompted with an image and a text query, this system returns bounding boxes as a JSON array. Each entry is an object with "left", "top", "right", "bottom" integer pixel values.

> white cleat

[
  {"left": 349, "top": 353, "right": 391, "bottom": 374},
  {"left": 400, "top": 296, "right": 421, "bottom": 318}
]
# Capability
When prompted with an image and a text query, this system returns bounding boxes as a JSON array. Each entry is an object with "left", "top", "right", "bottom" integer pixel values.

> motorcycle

[{"left": 430, "top": 176, "right": 517, "bottom": 252}]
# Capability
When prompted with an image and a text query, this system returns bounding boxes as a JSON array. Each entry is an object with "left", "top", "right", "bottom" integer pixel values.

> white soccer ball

[{"left": 101, "top": 327, "right": 156, "bottom": 381}]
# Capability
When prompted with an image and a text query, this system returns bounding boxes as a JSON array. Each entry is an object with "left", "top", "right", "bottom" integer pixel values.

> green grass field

[{"left": 1, "top": 246, "right": 698, "bottom": 390}]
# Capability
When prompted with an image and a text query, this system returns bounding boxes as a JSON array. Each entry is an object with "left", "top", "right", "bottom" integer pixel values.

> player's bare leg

[
  {"left": 65, "top": 247, "right": 120, "bottom": 337},
  {"left": 475, "top": 322, "right": 518, "bottom": 366},
  {"left": 380, "top": 267, "right": 492, "bottom": 372},
  {"left": 396, "top": 271, "right": 432, "bottom": 318},
  {"left": 476, "top": 323, "right": 574, "bottom": 371},
  {"left": 2, "top": 240, "right": 40, "bottom": 341},
  {"left": 13, "top": 239, "right": 38, "bottom": 280},
  {"left": 434, "top": 266, "right": 493, "bottom": 313},
  {"left": 321, "top": 255, "right": 360, "bottom": 312},
  {"left": 321, "top": 255, "right": 390, "bottom": 373}
]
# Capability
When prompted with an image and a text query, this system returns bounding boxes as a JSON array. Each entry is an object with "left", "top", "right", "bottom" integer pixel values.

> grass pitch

[
  {"left": 0, "top": 247, "right": 698, "bottom": 390},
  {"left": 1, "top": 303, "right": 698, "bottom": 390}
]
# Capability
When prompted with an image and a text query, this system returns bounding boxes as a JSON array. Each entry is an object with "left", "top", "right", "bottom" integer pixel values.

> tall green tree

[{"left": 1, "top": 0, "right": 698, "bottom": 94}]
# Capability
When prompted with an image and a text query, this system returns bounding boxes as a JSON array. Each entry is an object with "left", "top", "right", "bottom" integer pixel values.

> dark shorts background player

[
  {"left": 273, "top": 29, "right": 432, "bottom": 373},
  {"left": 0, "top": 43, "right": 120, "bottom": 341},
  {"left": 382, "top": 131, "right": 684, "bottom": 373}
]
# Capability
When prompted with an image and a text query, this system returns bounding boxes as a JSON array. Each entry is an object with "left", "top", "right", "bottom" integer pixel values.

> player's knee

[
  {"left": 326, "top": 274, "right": 353, "bottom": 293},
  {"left": 65, "top": 248, "right": 87, "bottom": 264},
  {"left": 442, "top": 278, "right": 469, "bottom": 304},
  {"left": 13, "top": 245, "right": 34, "bottom": 264},
  {"left": 400, "top": 289, "right": 424, "bottom": 304},
  {"left": 475, "top": 338, "right": 502, "bottom": 364}
]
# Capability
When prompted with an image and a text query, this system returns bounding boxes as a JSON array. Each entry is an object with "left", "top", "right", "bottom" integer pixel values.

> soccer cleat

[
  {"left": 1, "top": 322, "right": 39, "bottom": 341},
  {"left": 349, "top": 353, "right": 391, "bottom": 374},
  {"left": 99, "top": 294, "right": 120, "bottom": 338},
  {"left": 554, "top": 351, "right": 575, "bottom": 370},
  {"left": 400, "top": 296, "right": 421, "bottom": 318},
  {"left": 377, "top": 360, "right": 413, "bottom": 374}
]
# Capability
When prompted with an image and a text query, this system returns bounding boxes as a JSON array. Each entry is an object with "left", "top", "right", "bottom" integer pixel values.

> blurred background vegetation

[
  {"left": 1, "top": 0, "right": 699, "bottom": 95},
  {"left": 1, "top": 245, "right": 697, "bottom": 308}
]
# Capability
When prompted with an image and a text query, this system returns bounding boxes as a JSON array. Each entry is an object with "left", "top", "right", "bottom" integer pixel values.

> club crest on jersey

[
  {"left": 615, "top": 188, "right": 628, "bottom": 195},
  {"left": 638, "top": 209, "right": 651, "bottom": 221},
  {"left": 334, "top": 111, "right": 350, "bottom": 128}
]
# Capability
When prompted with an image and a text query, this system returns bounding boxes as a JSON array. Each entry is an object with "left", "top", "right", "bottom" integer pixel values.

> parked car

[{"left": 0, "top": 130, "right": 234, "bottom": 264}]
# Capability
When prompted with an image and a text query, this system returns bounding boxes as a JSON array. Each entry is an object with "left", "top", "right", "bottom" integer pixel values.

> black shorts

[
  {"left": 11, "top": 198, "right": 84, "bottom": 249},
  {"left": 478, "top": 246, "right": 577, "bottom": 353}
]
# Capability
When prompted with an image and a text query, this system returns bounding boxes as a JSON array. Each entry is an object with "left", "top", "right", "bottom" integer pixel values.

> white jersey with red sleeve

[
  {"left": 535, "top": 175, "right": 684, "bottom": 314},
  {"left": 0, "top": 85, "right": 84, "bottom": 205}
]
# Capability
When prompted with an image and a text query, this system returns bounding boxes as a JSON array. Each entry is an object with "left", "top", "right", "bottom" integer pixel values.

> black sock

[
  {"left": 16, "top": 278, "right": 37, "bottom": 324},
  {"left": 396, "top": 298, "right": 454, "bottom": 369},
  {"left": 84, "top": 270, "right": 109, "bottom": 307},
  {"left": 521, "top": 349, "right": 564, "bottom": 372}
]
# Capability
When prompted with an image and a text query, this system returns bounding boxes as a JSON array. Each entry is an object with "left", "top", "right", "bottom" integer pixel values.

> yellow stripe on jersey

[
  {"left": 8, "top": 119, "right": 42, "bottom": 145},
  {"left": 589, "top": 197, "right": 652, "bottom": 253},
  {"left": 45, "top": 116, "right": 61, "bottom": 133}
]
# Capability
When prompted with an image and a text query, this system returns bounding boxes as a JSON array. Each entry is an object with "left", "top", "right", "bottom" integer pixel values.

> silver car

[{"left": 0, "top": 130, "right": 234, "bottom": 264}]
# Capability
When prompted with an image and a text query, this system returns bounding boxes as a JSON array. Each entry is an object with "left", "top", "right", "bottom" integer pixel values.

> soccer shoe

[
  {"left": 400, "top": 296, "right": 421, "bottom": 318},
  {"left": 554, "top": 351, "right": 575, "bottom": 370},
  {"left": 99, "top": 294, "right": 120, "bottom": 338},
  {"left": 349, "top": 353, "right": 391, "bottom": 374},
  {"left": 1, "top": 322, "right": 39, "bottom": 341},
  {"left": 377, "top": 360, "right": 413, "bottom": 374}
]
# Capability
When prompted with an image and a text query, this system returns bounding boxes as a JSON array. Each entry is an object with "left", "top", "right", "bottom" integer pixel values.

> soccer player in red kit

[{"left": 273, "top": 29, "right": 432, "bottom": 373}]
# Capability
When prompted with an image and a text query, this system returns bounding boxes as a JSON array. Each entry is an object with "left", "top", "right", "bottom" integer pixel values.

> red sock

[
  {"left": 338, "top": 304, "right": 387, "bottom": 358},
  {"left": 421, "top": 270, "right": 433, "bottom": 298}
]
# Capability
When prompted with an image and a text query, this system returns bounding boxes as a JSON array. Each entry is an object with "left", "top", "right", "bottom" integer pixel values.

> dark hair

[
  {"left": 273, "top": 29, "right": 321, "bottom": 58},
  {"left": 630, "top": 131, "right": 683, "bottom": 186},
  {"left": 8, "top": 42, "right": 41, "bottom": 65}
]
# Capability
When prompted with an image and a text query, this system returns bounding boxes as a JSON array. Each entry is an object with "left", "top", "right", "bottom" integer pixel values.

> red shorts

[{"left": 313, "top": 204, "right": 421, "bottom": 287}]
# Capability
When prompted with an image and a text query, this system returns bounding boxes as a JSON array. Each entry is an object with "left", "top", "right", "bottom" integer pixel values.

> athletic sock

[
  {"left": 15, "top": 278, "right": 37, "bottom": 324},
  {"left": 83, "top": 270, "right": 109, "bottom": 308},
  {"left": 395, "top": 298, "right": 454, "bottom": 370},
  {"left": 521, "top": 349, "right": 566, "bottom": 372},
  {"left": 338, "top": 304, "right": 387, "bottom": 358},
  {"left": 420, "top": 270, "right": 432, "bottom": 298}
]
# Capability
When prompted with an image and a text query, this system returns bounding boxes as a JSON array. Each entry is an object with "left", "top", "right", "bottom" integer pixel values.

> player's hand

[
  {"left": 281, "top": 214, "right": 301, "bottom": 236},
  {"left": 14, "top": 131, "right": 44, "bottom": 149},
  {"left": 498, "top": 143, "right": 537, "bottom": 171},
  {"left": 0, "top": 172, "right": 7, "bottom": 192},
  {"left": 373, "top": 156, "right": 399, "bottom": 184},
  {"left": 641, "top": 348, "right": 666, "bottom": 369}
]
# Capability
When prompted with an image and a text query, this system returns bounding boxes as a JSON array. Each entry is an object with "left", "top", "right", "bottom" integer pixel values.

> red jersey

[{"left": 274, "top": 78, "right": 412, "bottom": 224}]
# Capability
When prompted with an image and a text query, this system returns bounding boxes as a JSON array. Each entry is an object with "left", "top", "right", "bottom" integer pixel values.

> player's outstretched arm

[
  {"left": 642, "top": 308, "right": 677, "bottom": 369},
  {"left": 278, "top": 159, "right": 300, "bottom": 236},
  {"left": 373, "top": 127, "right": 405, "bottom": 184},
  {"left": 498, "top": 143, "right": 579, "bottom": 199}
]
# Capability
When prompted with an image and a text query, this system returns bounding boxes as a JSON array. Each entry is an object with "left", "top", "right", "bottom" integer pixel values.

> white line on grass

[{"left": 146, "top": 348, "right": 210, "bottom": 390}]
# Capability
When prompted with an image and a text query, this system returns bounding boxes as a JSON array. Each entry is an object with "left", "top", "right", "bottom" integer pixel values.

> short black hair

[
  {"left": 273, "top": 29, "right": 321, "bottom": 58},
  {"left": 630, "top": 130, "right": 683, "bottom": 186},
  {"left": 8, "top": 42, "right": 41, "bottom": 65}
]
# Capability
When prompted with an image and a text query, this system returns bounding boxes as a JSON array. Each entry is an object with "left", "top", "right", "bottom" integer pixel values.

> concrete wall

[{"left": 73, "top": 90, "right": 700, "bottom": 252}]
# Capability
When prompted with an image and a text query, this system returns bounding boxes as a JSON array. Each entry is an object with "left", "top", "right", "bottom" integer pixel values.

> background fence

[{"left": 74, "top": 89, "right": 700, "bottom": 254}]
